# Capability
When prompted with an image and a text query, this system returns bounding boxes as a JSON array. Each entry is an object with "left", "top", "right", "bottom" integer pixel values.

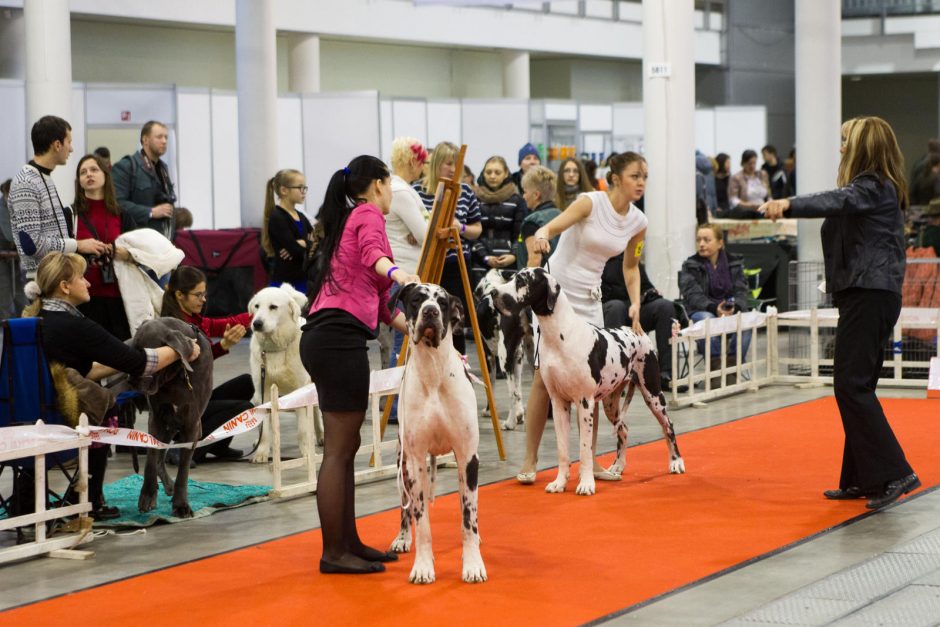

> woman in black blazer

[
  {"left": 760, "top": 116, "right": 918, "bottom": 510},
  {"left": 261, "top": 169, "right": 313, "bottom": 292}
]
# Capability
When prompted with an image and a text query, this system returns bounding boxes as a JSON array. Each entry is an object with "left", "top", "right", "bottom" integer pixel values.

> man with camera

[
  {"left": 112, "top": 120, "right": 177, "bottom": 241},
  {"left": 9, "top": 115, "right": 109, "bottom": 280}
]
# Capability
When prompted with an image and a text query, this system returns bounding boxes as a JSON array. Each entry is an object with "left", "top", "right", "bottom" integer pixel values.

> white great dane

[
  {"left": 491, "top": 267, "right": 685, "bottom": 496},
  {"left": 388, "top": 282, "right": 486, "bottom": 584}
]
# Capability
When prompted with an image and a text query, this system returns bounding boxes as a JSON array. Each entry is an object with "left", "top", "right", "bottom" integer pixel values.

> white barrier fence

[
  {"left": 0, "top": 415, "right": 94, "bottom": 565},
  {"left": 669, "top": 307, "right": 940, "bottom": 408}
]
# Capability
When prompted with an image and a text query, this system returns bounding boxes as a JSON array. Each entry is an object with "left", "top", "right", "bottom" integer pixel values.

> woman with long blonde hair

[
  {"left": 261, "top": 168, "right": 312, "bottom": 292},
  {"left": 760, "top": 116, "right": 916, "bottom": 510}
]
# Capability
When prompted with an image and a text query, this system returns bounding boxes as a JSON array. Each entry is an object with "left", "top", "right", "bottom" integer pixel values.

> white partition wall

[
  {"left": 461, "top": 99, "right": 529, "bottom": 174},
  {"left": 427, "top": 99, "right": 461, "bottom": 149},
  {"left": 0, "top": 81, "right": 27, "bottom": 183},
  {"left": 210, "top": 91, "right": 241, "bottom": 229},
  {"left": 379, "top": 99, "right": 393, "bottom": 163},
  {"left": 302, "top": 91, "right": 381, "bottom": 206},
  {"left": 613, "top": 102, "right": 644, "bottom": 153},
  {"left": 176, "top": 89, "right": 214, "bottom": 229},
  {"left": 714, "top": 106, "right": 767, "bottom": 165},
  {"left": 390, "top": 99, "right": 428, "bottom": 147},
  {"left": 695, "top": 109, "right": 716, "bottom": 156},
  {"left": 277, "top": 95, "right": 307, "bottom": 218}
]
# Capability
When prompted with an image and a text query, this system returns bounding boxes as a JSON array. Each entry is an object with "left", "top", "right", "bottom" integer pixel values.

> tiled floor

[{"left": 1, "top": 338, "right": 937, "bottom": 626}]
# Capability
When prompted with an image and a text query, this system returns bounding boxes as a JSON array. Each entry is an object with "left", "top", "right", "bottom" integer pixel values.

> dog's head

[
  {"left": 395, "top": 282, "right": 462, "bottom": 349},
  {"left": 473, "top": 268, "right": 513, "bottom": 303},
  {"left": 129, "top": 317, "right": 212, "bottom": 398},
  {"left": 249, "top": 284, "right": 306, "bottom": 336},
  {"left": 491, "top": 267, "right": 561, "bottom": 317}
]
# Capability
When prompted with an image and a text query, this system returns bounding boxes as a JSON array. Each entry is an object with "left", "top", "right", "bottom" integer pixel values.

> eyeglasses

[
  {"left": 287, "top": 185, "right": 309, "bottom": 193},
  {"left": 188, "top": 291, "right": 207, "bottom": 300}
]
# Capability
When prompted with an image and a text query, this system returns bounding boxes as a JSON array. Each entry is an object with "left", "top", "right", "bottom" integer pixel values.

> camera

[{"left": 95, "top": 253, "right": 116, "bottom": 284}]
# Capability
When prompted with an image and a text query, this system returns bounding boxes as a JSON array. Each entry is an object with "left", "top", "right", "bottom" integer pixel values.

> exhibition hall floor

[{"left": 2, "top": 341, "right": 938, "bottom": 626}]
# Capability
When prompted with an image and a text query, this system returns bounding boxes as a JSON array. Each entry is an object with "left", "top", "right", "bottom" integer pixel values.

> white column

[
  {"left": 795, "top": 0, "right": 840, "bottom": 263},
  {"left": 502, "top": 51, "right": 530, "bottom": 99},
  {"left": 236, "top": 0, "right": 278, "bottom": 228},
  {"left": 288, "top": 33, "right": 321, "bottom": 94},
  {"left": 24, "top": 0, "right": 74, "bottom": 200},
  {"left": 642, "top": 0, "right": 696, "bottom": 299}
]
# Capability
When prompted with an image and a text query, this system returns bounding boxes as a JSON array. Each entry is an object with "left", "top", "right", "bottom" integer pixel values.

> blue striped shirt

[{"left": 413, "top": 182, "right": 481, "bottom": 260}]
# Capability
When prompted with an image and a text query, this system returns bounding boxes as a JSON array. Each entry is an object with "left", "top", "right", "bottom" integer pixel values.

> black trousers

[
  {"left": 194, "top": 373, "right": 254, "bottom": 459},
  {"left": 833, "top": 288, "right": 913, "bottom": 491},
  {"left": 602, "top": 298, "right": 676, "bottom": 376}
]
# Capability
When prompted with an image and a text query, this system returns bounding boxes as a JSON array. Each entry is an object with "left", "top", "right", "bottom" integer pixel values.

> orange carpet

[{"left": 4, "top": 397, "right": 938, "bottom": 626}]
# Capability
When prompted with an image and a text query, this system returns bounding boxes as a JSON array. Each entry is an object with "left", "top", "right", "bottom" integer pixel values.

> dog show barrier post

[
  {"left": 0, "top": 414, "right": 95, "bottom": 565},
  {"left": 378, "top": 144, "right": 506, "bottom": 461}
]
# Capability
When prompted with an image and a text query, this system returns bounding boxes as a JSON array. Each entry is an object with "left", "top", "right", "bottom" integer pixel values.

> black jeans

[
  {"left": 602, "top": 298, "right": 675, "bottom": 377},
  {"left": 833, "top": 288, "right": 913, "bottom": 490},
  {"left": 195, "top": 373, "right": 254, "bottom": 459}
]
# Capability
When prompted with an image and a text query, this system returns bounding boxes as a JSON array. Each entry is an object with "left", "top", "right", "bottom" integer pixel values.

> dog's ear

[
  {"left": 163, "top": 329, "right": 197, "bottom": 372},
  {"left": 545, "top": 279, "right": 560, "bottom": 313},
  {"left": 390, "top": 282, "right": 418, "bottom": 316},
  {"left": 447, "top": 295, "right": 464, "bottom": 331},
  {"left": 281, "top": 283, "right": 307, "bottom": 311}
]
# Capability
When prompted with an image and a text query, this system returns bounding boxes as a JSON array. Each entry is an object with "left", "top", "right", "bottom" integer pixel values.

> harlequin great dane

[
  {"left": 388, "top": 282, "right": 486, "bottom": 584},
  {"left": 491, "top": 267, "right": 685, "bottom": 496},
  {"left": 473, "top": 269, "right": 534, "bottom": 430}
]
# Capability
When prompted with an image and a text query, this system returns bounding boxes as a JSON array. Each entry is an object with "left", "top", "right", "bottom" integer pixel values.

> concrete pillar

[
  {"left": 642, "top": 0, "right": 696, "bottom": 299},
  {"left": 236, "top": 0, "right": 278, "bottom": 228},
  {"left": 288, "top": 33, "right": 321, "bottom": 93},
  {"left": 794, "top": 0, "right": 840, "bottom": 263},
  {"left": 0, "top": 8, "right": 26, "bottom": 79},
  {"left": 24, "top": 0, "right": 74, "bottom": 200},
  {"left": 502, "top": 51, "right": 530, "bottom": 99}
]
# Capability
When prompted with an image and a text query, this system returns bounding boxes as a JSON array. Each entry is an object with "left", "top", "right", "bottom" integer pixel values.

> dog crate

[{"left": 786, "top": 258, "right": 940, "bottom": 379}]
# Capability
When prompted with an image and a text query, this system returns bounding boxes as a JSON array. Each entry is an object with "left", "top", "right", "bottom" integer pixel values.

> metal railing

[{"left": 843, "top": 0, "right": 940, "bottom": 17}]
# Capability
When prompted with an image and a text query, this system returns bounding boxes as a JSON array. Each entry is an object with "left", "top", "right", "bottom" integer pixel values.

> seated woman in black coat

[
  {"left": 678, "top": 223, "right": 751, "bottom": 362},
  {"left": 23, "top": 252, "right": 199, "bottom": 520},
  {"left": 471, "top": 155, "right": 527, "bottom": 286}
]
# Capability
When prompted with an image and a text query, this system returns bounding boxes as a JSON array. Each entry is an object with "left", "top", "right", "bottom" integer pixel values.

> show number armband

[{"left": 634, "top": 240, "right": 644, "bottom": 259}]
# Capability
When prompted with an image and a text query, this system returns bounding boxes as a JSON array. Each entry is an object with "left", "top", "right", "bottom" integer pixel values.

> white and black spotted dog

[
  {"left": 388, "top": 282, "right": 486, "bottom": 584},
  {"left": 473, "top": 268, "right": 534, "bottom": 430},
  {"left": 491, "top": 267, "right": 685, "bottom": 496}
]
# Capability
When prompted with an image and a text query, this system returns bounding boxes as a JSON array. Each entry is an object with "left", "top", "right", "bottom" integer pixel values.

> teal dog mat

[{"left": 96, "top": 474, "right": 271, "bottom": 528}]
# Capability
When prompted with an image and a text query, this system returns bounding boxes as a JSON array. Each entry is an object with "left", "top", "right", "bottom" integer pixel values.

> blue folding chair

[{"left": 0, "top": 318, "right": 80, "bottom": 524}]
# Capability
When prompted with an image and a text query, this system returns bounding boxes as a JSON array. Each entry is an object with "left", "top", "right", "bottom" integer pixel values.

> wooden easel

[{"left": 378, "top": 144, "right": 506, "bottom": 460}]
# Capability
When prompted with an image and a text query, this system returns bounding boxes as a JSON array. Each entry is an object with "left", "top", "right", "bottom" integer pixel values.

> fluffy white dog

[{"left": 248, "top": 284, "right": 322, "bottom": 463}]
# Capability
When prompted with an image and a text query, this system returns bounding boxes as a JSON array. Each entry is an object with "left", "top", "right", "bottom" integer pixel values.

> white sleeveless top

[{"left": 548, "top": 191, "right": 648, "bottom": 326}]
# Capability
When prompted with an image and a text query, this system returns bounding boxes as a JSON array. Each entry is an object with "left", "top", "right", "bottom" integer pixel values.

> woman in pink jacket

[{"left": 302, "top": 155, "right": 419, "bottom": 575}]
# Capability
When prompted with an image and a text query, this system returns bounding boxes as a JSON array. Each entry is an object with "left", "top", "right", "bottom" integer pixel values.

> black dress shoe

[
  {"left": 866, "top": 473, "right": 921, "bottom": 510},
  {"left": 823, "top": 486, "right": 869, "bottom": 500},
  {"left": 319, "top": 559, "right": 385, "bottom": 574},
  {"left": 91, "top": 504, "right": 121, "bottom": 521}
]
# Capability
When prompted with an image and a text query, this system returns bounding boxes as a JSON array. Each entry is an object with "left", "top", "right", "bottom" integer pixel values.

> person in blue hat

[{"left": 511, "top": 142, "right": 542, "bottom": 194}]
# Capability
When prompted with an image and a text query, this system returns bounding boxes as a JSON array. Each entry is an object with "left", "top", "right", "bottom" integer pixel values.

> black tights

[{"left": 318, "top": 410, "right": 386, "bottom": 568}]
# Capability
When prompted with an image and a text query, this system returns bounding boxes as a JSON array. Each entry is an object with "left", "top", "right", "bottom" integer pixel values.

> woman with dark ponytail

[
  {"left": 301, "top": 155, "right": 419, "bottom": 575},
  {"left": 261, "top": 168, "right": 312, "bottom": 291}
]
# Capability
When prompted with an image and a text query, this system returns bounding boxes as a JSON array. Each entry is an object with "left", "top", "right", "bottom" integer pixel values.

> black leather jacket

[{"left": 788, "top": 173, "right": 905, "bottom": 295}]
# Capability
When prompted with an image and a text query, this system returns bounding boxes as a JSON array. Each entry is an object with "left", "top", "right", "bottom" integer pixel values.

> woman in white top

[
  {"left": 384, "top": 137, "right": 430, "bottom": 392},
  {"left": 727, "top": 149, "right": 770, "bottom": 219},
  {"left": 518, "top": 151, "right": 648, "bottom": 484},
  {"left": 387, "top": 137, "right": 429, "bottom": 274}
]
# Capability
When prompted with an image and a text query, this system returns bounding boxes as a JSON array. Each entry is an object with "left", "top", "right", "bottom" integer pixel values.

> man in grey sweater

[{"left": 8, "top": 115, "right": 107, "bottom": 278}]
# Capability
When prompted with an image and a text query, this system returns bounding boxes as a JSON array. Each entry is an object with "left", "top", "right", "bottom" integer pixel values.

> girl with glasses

[{"left": 262, "top": 169, "right": 313, "bottom": 292}]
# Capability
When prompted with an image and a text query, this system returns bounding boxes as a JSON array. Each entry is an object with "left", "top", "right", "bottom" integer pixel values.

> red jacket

[{"left": 180, "top": 310, "right": 252, "bottom": 359}]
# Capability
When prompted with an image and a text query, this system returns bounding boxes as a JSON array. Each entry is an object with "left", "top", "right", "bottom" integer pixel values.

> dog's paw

[
  {"left": 501, "top": 419, "right": 516, "bottom": 431},
  {"left": 172, "top": 501, "right": 194, "bottom": 519},
  {"left": 670, "top": 457, "right": 686, "bottom": 474},
  {"left": 250, "top": 452, "right": 269, "bottom": 464},
  {"left": 390, "top": 533, "right": 412, "bottom": 554},
  {"left": 575, "top": 478, "right": 596, "bottom": 496},
  {"left": 462, "top": 553, "right": 487, "bottom": 583},
  {"left": 481, "top": 407, "right": 491, "bottom": 418},
  {"left": 137, "top": 491, "right": 157, "bottom": 513},
  {"left": 545, "top": 479, "right": 567, "bottom": 493},
  {"left": 409, "top": 557, "right": 436, "bottom": 584}
]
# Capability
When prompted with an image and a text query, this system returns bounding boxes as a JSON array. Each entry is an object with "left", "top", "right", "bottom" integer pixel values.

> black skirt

[{"left": 300, "top": 309, "right": 373, "bottom": 412}]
